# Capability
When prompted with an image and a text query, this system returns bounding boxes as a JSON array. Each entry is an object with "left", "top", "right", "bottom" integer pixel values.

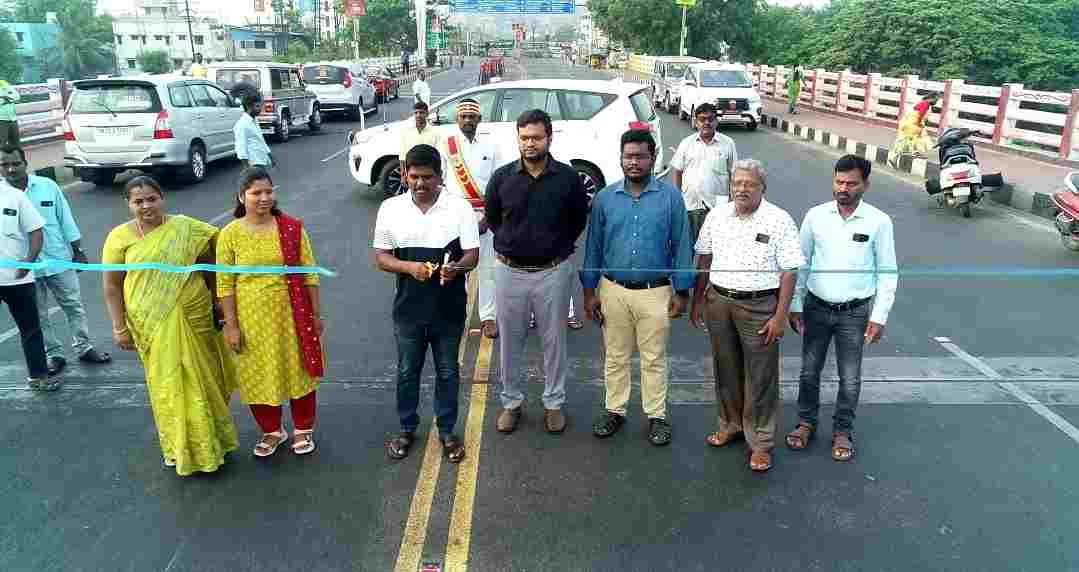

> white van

[{"left": 678, "top": 62, "right": 762, "bottom": 130}]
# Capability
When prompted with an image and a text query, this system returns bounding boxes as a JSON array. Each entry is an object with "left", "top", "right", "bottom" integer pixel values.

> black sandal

[
  {"left": 648, "top": 418, "right": 672, "bottom": 446},
  {"left": 440, "top": 434, "right": 465, "bottom": 464},
  {"left": 386, "top": 432, "right": 415, "bottom": 460},
  {"left": 592, "top": 411, "right": 625, "bottom": 438}
]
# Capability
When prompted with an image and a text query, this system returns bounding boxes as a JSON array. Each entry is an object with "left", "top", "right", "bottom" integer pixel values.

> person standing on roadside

[
  {"left": 690, "top": 159, "right": 804, "bottom": 473},
  {"left": 581, "top": 129, "right": 694, "bottom": 447},
  {"left": 786, "top": 64, "right": 808, "bottom": 114},
  {"left": 439, "top": 98, "right": 502, "bottom": 339},
  {"left": 232, "top": 85, "right": 274, "bottom": 169},
  {"left": 671, "top": 103, "right": 738, "bottom": 244},
  {"left": 0, "top": 79, "right": 20, "bottom": 148},
  {"left": 373, "top": 144, "right": 479, "bottom": 464},
  {"left": 0, "top": 146, "right": 111, "bottom": 377},
  {"left": 0, "top": 158, "right": 51, "bottom": 391},
  {"left": 412, "top": 69, "right": 431, "bottom": 107},
  {"left": 485, "top": 109, "right": 589, "bottom": 435},
  {"left": 785, "top": 155, "right": 897, "bottom": 463},
  {"left": 401, "top": 49, "right": 411, "bottom": 77}
]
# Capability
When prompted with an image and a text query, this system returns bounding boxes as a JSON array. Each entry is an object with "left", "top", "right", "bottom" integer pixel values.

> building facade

[{"left": 0, "top": 23, "right": 61, "bottom": 83}]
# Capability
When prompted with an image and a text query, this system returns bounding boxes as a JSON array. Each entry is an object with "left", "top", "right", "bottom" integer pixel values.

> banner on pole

[{"left": 345, "top": 0, "right": 366, "bottom": 16}]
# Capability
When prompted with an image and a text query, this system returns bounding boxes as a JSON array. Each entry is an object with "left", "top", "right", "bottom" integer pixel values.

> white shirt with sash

[{"left": 440, "top": 127, "right": 499, "bottom": 220}]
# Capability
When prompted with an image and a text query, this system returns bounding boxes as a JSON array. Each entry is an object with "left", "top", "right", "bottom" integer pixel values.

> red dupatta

[{"left": 276, "top": 214, "right": 324, "bottom": 378}]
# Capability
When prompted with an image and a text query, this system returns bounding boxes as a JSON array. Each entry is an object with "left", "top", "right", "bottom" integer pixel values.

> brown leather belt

[
  {"left": 496, "top": 253, "right": 565, "bottom": 272},
  {"left": 712, "top": 285, "right": 778, "bottom": 300}
]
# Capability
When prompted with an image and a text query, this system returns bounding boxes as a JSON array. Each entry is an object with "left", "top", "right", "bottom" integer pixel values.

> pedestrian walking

[
  {"left": 373, "top": 144, "right": 479, "bottom": 463},
  {"left": 887, "top": 93, "right": 939, "bottom": 167},
  {"left": 412, "top": 69, "right": 431, "bottom": 106},
  {"left": 690, "top": 159, "right": 805, "bottom": 472},
  {"left": 0, "top": 79, "right": 20, "bottom": 148},
  {"left": 485, "top": 109, "right": 590, "bottom": 434},
  {"left": 217, "top": 167, "right": 325, "bottom": 457},
  {"left": 401, "top": 49, "right": 411, "bottom": 77},
  {"left": 102, "top": 176, "right": 239, "bottom": 475},
  {"left": 581, "top": 129, "right": 694, "bottom": 446},
  {"left": 785, "top": 155, "right": 897, "bottom": 462},
  {"left": 786, "top": 64, "right": 808, "bottom": 114},
  {"left": 439, "top": 98, "right": 502, "bottom": 339},
  {"left": 231, "top": 84, "right": 274, "bottom": 169},
  {"left": 399, "top": 101, "right": 442, "bottom": 164},
  {"left": 0, "top": 146, "right": 110, "bottom": 377},
  {"left": 670, "top": 103, "right": 738, "bottom": 244},
  {"left": 0, "top": 160, "right": 52, "bottom": 391}
]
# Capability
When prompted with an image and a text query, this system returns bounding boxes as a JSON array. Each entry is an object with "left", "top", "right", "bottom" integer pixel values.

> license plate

[
  {"left": 952, "top": 185, "right": 970, "bottom": 197},
  {"left": 95, "top": 126, "right": 132, "bottom": 141}
]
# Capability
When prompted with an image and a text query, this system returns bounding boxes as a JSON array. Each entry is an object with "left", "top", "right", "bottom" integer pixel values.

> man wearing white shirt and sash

[
  {"left": 785, "top": 155, "right": 898, "bottom": 462},
  {"left": 441, "top": 98, "right": 502, "bottom": 339}
]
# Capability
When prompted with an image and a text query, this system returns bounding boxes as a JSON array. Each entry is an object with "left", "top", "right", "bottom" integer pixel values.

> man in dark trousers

[{"left": 485, "top": 109, "right": 589, "bottom": 435}]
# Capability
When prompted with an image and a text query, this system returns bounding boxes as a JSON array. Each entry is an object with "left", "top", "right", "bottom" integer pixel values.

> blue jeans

[
  {"left": 394, "top": 319, "right": 463, "bottom": 436},
  {"left": 36, "top": 270, "right": 93, "bottom": 359},
  {"left": 796, "top": 294, "right": 870, "bottom": 432}
]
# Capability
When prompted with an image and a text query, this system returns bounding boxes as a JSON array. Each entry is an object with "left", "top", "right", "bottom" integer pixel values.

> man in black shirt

[
  {"left": 484, "top": 109, "right": 589, "bottom": 434},
  {"left": 373, "top": 144, "right": 480, "bottom": 463}
]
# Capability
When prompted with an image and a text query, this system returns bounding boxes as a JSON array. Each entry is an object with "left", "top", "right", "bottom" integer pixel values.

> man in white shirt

[
  {"left": 670, "top": 103, "right": 738, "bottom": 243},
  {"left": 690, "top": 159, "right": 805, "bottom": 473},
  {"left": 232, "top": 87, "right": 273, "bottom": 168},
  {"left": 439, "top": 98, "right": 502, "bottom": 339},
  {"left": 0, "top": 177, "right": 55, "bottom": 390},
  {"left": 785, "top": 155, "right": 898, "bottom": 463},
  {"left": 412, "top": 69, "right": 431, "bottom": 106},
  {"left": 399, "top": 101, "right": 442, "bottom": 166}
]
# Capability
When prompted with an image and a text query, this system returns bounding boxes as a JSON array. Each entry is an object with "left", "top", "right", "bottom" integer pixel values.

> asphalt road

[{"left": 1, "top": 58, "right": 1078, "bottom": 572}]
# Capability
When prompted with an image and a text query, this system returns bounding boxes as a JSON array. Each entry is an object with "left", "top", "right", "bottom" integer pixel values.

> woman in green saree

[{"left": 102, "top": 176, "right": 239, "bottom": 476}]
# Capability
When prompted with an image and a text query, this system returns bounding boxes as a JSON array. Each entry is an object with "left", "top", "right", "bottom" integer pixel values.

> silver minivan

[
  {"left": 207, "top": 61, "right": 322, "bottom": 142},
  {"left": 63, "top": 76, "right": 244, "bottom": 186}
]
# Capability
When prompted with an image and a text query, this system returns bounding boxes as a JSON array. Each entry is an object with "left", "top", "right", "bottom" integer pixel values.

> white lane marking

[
  {"left": 935, "top": 337, "right": 1079, "bottom": 444},
  {"left": 321, "top": 147, "right": 349, "bottom": 163},
  {"left": 0, "top": 306, "right": 61, "bottom": 345}
]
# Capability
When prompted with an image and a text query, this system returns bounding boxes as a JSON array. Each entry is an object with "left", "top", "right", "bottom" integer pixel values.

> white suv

[
  {"left": 301, "top": 62, "right": 378, "bottom": 120},
  {"left": 678, "top": 62, "right": 762, "bottom": 130},
  {"left": 346, "top": 79, "right": 664, "bottom": 199}
]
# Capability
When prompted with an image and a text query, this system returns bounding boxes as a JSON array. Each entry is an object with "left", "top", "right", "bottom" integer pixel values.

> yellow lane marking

[
  {"left": 444, "top": 335, "right": 494, "bottom": 571},
  {"left": 392, "top": 429, "right": 444, "bottom": 572}
]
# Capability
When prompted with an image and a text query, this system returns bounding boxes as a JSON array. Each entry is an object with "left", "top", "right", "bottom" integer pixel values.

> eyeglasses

[{"left": 620, "top": 154, "right": 653, "bottom": 163}]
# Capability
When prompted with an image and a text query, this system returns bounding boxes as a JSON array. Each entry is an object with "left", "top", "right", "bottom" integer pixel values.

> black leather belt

[
  {"left": 604, "top": 275, "right": 671, "bottom": 290},
  {"left": 712, "top": 285, "right": 778, "bottom": 300},
  {"left": 496, "top": 254, "right": 565, "bottom": 272},
  {"left": 808, "top": 292, "right": 872, "bottom": 312}
]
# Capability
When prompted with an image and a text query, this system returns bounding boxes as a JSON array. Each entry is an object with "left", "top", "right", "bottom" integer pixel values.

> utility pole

[{"left": 184, "top": 0, "right": 196, "bottom": 61}]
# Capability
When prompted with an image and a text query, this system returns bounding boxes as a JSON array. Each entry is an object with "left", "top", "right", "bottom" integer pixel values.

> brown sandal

[
  {"left": 441, "top": 435, "right": 466, "bottom": 464},
  {"left": 785, "top": 422, "right": 815, "bottom": 450},
  {"left": 750, "top": 450, "right": 773, "bottom": 472},
  {"left": 705, "top": 430, "right": 743, "bottom": 448},
  {"left": 386, "top": 432, "right": 415, "bottom": 460},
  {"left": 832, "top": 432, "right": 855, "bottom": 462}
]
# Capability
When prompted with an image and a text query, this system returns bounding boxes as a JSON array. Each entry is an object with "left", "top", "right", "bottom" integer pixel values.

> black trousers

[{"left": 0, "top": 282, "right": 48, "bottom": 378}]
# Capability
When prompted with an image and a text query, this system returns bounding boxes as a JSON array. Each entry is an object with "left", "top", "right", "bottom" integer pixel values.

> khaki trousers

[
  {"left": 704, "top": 286, "right": 780, "bottom": 451},
  {"left": 598, "top": 277, "right": 672, "bottom": 419}
]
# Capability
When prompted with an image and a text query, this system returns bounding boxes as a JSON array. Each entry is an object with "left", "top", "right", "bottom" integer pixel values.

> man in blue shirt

[
  {"left": 0, "top": 146, "right": 111, "bottom": 376},
  {"left": 581, "top": 129, "right": 695, "bottom": 446},
  {"left": 232, "top": 86, "right": 273, "bottom": 169}
]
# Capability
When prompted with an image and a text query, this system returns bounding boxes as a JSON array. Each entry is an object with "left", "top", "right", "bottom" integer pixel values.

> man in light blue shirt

[
  {"left": 233, "top": 88, "right": 273, "bottom": 168},
  {"left": 581, "top": 129, "right": 695, "bottom": 446},
  {"left": 786, "top": 154, "right": 898, "bottom": 462},
  {"left": 0, "top": 146, "right": 111, "bottom": 376}
]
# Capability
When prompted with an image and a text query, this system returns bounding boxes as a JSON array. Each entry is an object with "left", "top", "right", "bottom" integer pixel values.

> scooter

[
  {"left": 924, "top": 127, "right": 1004, "bottom": 218},
  {"left": 1051, "top": 172, "right": 1079, "bottom": 251}
]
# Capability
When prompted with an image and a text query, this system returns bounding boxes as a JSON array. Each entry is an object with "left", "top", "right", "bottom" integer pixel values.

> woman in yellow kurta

[
  {"left": 218, "top": 167, "right": 323, "bottom": 457},
  {"left": 102, "top": 176, "right": 239, "bottom": 476}
]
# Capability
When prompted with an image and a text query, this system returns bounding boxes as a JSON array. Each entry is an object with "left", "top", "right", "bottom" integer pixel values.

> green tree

[
  {"left": 137, "top": 49, "right": 171, "bottom": 74},
  {"left": 12, "top": 0, "right": 115, "bottom": 79},
  {"left": 0, "top": 29, "right": 21, "bottom": 82},
  {"left": 347, "top": 0, "right": 417, "bottom": 56},
  {"left": 587, "top": 0, "right": 759, "bottom": 61},
  {"left": 273, "top": 40, "right": 311, "bottom": 64}
]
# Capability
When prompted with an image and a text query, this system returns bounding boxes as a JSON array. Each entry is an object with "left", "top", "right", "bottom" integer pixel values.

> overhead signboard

[
  {"left": 345, "top": 0, "right": 365, "bottom": 16},
  {"left": 675, "top": 0, "right": 697, "bottom": 6},
  {"left": 450, "top": 0, "right": 574, "bottom": 14}
]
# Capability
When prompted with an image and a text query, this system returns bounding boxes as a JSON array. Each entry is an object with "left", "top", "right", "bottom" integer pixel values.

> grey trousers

[{"left": 495, "top": 258, "right": 574, "bottom": 410}]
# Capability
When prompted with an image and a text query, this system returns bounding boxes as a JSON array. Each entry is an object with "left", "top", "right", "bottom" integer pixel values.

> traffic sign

[{"left": 675, "top": 0, "right": 696, "bottom": 6}]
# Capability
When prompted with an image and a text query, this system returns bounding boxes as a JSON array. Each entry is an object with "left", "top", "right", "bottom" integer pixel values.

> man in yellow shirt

[
  {"left": 399, "top": 101, "right": 442, "bottom": 164},
  {"left": 189, "top": 53, "right": 207, "bottom": 78}
]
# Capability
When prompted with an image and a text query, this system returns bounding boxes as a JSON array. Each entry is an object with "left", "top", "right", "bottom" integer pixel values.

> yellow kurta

[
  {"left": 101, "top": 215, "right": 239, "bottom": 476},
  {"left": 216, "top": 220, "right": 320, "bottom": 405}
]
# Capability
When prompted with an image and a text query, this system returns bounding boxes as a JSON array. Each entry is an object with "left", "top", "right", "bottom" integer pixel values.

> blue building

[{"left": 0, "top": 23, "right": 61, "bottom": 83}]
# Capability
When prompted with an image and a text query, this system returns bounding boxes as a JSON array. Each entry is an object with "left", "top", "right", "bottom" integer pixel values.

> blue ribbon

[{"left": 0, "top": 259, "right": 338, "bottom": 277}]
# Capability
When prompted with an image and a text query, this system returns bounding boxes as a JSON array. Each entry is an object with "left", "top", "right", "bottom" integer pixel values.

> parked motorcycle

[
  {"left": 1051, "top": 172, "right": 1079, "bottom": 251},
  {"left": 924, "top": 127, "right": 1004, "bottom": 218}
]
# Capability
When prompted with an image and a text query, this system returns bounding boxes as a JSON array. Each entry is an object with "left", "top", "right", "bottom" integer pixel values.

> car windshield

[
  {"left": 215, "top": 69, "right": 260, "bottom": 91},
  {"left": 302, "top": 65, "right": 347, "bottom": 84},
  {"left": 699, "top": 70, "right": 752, "bottom": 88},
  {"left": 667, "top": 64, "right": 688, "bottom": 78},
  {"left": 69, "top": 84, "right": 159, "bottom": 114}
]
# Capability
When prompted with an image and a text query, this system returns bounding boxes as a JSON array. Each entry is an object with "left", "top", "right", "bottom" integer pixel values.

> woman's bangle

[{"left": 113, "top": 326, "right": 129, "bottom": 335}]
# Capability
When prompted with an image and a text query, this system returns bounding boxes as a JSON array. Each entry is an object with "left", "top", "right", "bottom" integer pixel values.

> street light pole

[
  {"left": 678, "top": 4, "right": 687, "bottom": 57},
  {"left": 184, "top": 0, "right": 196, "bottom": 60}
]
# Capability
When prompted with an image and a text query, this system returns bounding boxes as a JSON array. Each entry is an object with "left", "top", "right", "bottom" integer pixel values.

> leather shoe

[
  {"left": 47, "top": 356, "right": 66, "bottom": 377},
  {"left": 496, "top": 407, "right": 522, "bottom": 433},
  {"left": 543, "top": 408, "right": 566, "bottom": 433}
]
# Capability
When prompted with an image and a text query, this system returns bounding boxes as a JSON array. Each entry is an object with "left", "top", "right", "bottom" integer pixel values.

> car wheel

[
  {"left": 575, "top": 163, "right": 603, "bottom": 205},
  {"left": 83, "top": 169, "right": 117, "bottom": 187},
  {"left": 273, "top": 113, "right": 290, "bottom": 142},
  {"left": 679, "top": 105, "right": 688, "bottom": 121},
  {"left": 379, "top": 159, "right": 405, "bottom": 199},
  {"left": 746, "top": 119, "right": 757, "bottom": 131},
  {"left": 308, "top": 105, "right": 322, "bottom": 132},
  {"left": 180, "top": 143, "right": 208, "bottom": 184}
]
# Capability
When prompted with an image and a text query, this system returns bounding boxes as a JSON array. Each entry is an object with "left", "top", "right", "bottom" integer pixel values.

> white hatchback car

[
  {"left": 300, "top": 62, "right": 378, "bottom": 120},
  {"left": 346, "top": 79, "right": 663, "bottom": 199},
  {"left": 678, "top": 62, "right": 763, "bottom": 130}
]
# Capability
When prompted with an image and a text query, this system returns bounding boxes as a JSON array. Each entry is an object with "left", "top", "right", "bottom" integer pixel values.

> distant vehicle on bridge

[
  {"left": 678, "top": 61, "right": 763, "bottom": 131},
  {"left": 205, "top": 61, "right": 322, "bottom": 142},
  {"left": 300, "top": 62, "right": 378, "bottom": 121},
  {"left": 650, "top": 55, "right": 704, "bottom": 114},
  {"left": 345, "top": 79, "right": 664, "bottom": 201}
]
